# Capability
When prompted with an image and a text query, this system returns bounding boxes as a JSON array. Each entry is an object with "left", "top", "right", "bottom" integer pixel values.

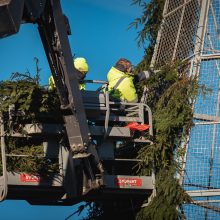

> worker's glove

[{"left": 133, "top": 70, "right": 155, "bottom": 84}]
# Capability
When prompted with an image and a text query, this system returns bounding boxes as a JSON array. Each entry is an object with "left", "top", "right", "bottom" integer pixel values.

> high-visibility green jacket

[
  {"left": 48, "top": 76, "right": 86, "bottom": 90},
  {"left": 107, "top": 67, "right": 138, "bottom": 102}
]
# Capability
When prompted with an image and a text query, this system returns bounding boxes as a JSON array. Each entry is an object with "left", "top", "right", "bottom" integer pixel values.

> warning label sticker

[
  {"left": 20, "top": 173, "right": 40, "bottom": 183},
  {"left": 115, "top": 177, "right": 142, "bottom": 187}
]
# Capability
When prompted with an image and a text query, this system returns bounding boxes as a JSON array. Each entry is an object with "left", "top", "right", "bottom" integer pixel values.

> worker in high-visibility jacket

[
  {"left": 107, "top": 58, "right": 138, "bottom": 103},
  {"left": 48, "top": 57, "right": 89, "bottom": 90}
]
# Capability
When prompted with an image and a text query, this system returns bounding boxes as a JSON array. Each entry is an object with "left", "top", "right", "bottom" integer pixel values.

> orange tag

[{"left": 125, "top": 122, "right": 150, "bottom": 131}]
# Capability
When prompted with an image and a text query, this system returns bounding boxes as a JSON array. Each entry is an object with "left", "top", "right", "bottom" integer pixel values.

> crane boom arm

[{"left": 38, "top": 0, "right": 91, "bottom": 156}]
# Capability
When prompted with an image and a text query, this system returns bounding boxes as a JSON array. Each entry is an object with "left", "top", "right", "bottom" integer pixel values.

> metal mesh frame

[
  {"left": 151, "top": 0, "right": 201, "bottom": 67},
  {"left": 152, "top": 0, "right": 220, "bottom": 219},
  {"left": 183, "top": 1, "right": 220, "bottom": 218},
  {"left": 182, "top": 201, "right": 220, "bottom": 219}
]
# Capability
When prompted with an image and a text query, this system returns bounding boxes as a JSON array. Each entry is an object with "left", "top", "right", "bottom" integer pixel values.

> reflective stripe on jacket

[
  {"left": 107, "top": 67, "right": 138, "bottom": 102},
  {"left": 79, "top": 83, "right": 86, "bottom": 90},
  {"left": 48, "top": 76, "right": 85, "bottom": 90},
  {"left": 48, "top": 75, "right": 55, "bottom": 90}
]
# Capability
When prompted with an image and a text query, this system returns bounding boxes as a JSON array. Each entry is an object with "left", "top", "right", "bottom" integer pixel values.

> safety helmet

[{"left": 74, "top": 57, "right": 89, "bottom": 73}]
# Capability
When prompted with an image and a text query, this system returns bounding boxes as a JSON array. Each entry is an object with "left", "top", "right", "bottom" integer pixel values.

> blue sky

[
  {"left": 0, "top": 0, "right": 144, "bottom": 219},
  {"left": 0, "top": 0, "right": 144, "bottom": 88}
]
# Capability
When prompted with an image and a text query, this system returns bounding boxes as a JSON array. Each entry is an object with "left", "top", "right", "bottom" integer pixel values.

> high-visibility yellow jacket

[
  {"left": 48, "top": 76, "right": 86, "bottom": 90},
  {"left": 107, "top": 67, "right": 138, "bottom": 102}
]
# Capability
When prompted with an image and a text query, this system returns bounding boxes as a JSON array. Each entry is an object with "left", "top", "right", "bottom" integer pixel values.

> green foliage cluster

[
  {"left": 138, "top": 64, "right": 200, "bottom": 167},
  {"left": 0, "top": 80, "right": 62, "bottom": 124},
  {"left": 2, "top": 137, "right": 59, "bottom": 175},
  {"left": 136, "top": 168, "right": 191, "bottom": 220},
  {"left": 136, "top": 64, "right": 201, "bottom": 219},
  {"left": 0, "top": 72, "right": 61, "bottom": 175}
]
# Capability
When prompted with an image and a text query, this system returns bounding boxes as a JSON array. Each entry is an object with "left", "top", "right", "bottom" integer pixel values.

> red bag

[{"left": 125, "top": 122, "right": 150, "bottom": 131}]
